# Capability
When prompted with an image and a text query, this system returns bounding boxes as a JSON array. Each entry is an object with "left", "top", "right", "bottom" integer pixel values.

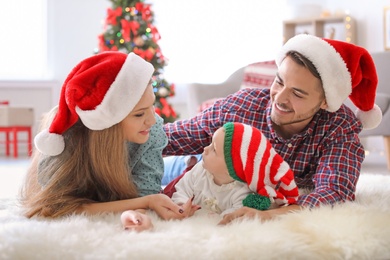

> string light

[
  {"left": 145, "top": 27, "right": 151, "bottom": 37},
  {"left": 345, "top": 15, "right": 352, "bottom": 43},
  {"left": 96, "top": 1, "right": 178, "bottom": 122}
]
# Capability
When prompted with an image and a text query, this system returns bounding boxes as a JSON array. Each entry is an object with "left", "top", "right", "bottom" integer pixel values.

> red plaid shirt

[{"left": 163, "top": 88, "right": 365, "bottom": 208}]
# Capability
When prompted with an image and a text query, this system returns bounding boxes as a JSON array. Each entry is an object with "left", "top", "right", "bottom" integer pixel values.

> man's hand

[{"left": 218, "top": 204, "right": 302, "bottom": 225}]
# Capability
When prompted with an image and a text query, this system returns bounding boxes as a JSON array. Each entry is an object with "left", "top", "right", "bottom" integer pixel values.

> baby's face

[{"left": 202, "top": 128, "right": 234, "bottom": 185}]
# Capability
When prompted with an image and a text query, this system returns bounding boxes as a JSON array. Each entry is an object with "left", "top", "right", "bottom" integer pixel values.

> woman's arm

[{"left": 77, "top": 194, "right": 185, "bottom": 220}]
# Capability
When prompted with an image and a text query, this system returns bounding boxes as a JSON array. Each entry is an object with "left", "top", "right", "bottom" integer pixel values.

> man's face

[{"left": 270, "top": 56, "right": 327, "bottom": 136}]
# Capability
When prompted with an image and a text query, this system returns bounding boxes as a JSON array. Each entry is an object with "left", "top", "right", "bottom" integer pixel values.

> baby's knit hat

[
  {"left": 223, "top": 122, "right": 299, "bottom": 210},
  {"left": 34, "top": 52, "right": 154, "bottom": 156}
]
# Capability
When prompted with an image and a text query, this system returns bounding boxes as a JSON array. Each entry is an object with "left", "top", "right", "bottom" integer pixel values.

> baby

[
  {"left": 121, "top": 122, "right": 299, "bottom": 231},
  {"left": 171, "top": 122, "right": 299, "bottom": 216}
]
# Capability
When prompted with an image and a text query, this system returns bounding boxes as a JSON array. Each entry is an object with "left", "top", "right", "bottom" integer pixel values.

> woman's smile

[{"left": 139, "top": 128, "right": 151, "bottom": 135}]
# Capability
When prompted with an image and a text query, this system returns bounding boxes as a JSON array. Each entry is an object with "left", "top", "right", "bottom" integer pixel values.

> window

[{"left": 0, "top": 0, "right": 47, "bottom": 80}]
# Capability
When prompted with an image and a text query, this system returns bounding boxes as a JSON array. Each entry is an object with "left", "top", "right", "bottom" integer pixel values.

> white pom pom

[
  {"left": 34, "top": 129, "right": 65, "bottom": 156},
  {"left": 356, "top": 104, "right": 382, "bottom": 130}
]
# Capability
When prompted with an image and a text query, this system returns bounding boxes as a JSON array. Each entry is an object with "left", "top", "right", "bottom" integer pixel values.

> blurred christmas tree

[{"left": 95, "top": 0, "right": 178, "bottom": 123}]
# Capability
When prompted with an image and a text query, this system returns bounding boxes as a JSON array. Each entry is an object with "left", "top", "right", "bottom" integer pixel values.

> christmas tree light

[{"left": 96, "top": 0, "right": 178, "bottom": 123}]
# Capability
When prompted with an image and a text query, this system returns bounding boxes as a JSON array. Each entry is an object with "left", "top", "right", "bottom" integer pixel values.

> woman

[{"left": 20, "top": 52, "right": 187, "bottom": 220}]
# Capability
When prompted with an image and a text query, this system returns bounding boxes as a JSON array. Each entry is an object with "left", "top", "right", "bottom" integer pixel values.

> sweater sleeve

[{"left": 295, "top": 113, "right": 364, "bottom": 207}]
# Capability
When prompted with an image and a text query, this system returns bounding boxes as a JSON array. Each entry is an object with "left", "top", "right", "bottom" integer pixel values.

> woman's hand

[
  {"left": 179, "top": 196, "right": 201, "bottom": 218},
  {"left": 147, "top": 194, "right": 187, "bottom": 220},
  {"left": 121, "top": 209, "right": 153, "bottom": 232}
]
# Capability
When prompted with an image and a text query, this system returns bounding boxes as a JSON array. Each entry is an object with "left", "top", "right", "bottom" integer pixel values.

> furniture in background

[
  {"left": 0, "top": 101, "right": 34, "bottom": 158},
  {"left": 186, "top": 60, "right": 277, "bottom": 118},
  {"left": 186, "top": 51, "right": 390, "bottom": 169},
  {"left": 283, "top": 15, "right": 356, "bottom": 44},
  {"left": 345, "top": 51, "right": 390, "bottom": 169}
]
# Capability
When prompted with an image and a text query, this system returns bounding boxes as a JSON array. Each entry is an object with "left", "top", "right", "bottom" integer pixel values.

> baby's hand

[
  {"left": 121, "top": 210, "right": 154, "bottom": 232},
  {"left": 181, "top": 196, "right": 201, "bottom": 218}
]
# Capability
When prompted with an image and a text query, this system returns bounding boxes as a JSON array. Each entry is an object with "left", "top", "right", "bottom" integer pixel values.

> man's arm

[
  {"left": 163, "top": 88, "right": 270, "bottom": 156},
  {"left": 219, "top": 204, "right": 302, "bottom": 225},
  {"left": 163, "top": 109, "right": 220, "bottom": 156},
  {"left": 297, "top": 136, "right": 364, "bottom": 208}
]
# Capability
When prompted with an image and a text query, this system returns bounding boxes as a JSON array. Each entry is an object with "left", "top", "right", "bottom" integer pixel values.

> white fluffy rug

[{"left": 1, "top": 174, "right": 390, "bottom": 260}]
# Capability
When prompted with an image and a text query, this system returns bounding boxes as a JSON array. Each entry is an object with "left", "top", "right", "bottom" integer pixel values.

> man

[{"left": 163, "top": 34, "right": 382, "bottom": 223}]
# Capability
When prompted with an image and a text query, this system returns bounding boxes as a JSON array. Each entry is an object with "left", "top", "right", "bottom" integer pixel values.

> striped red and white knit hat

[{"left": 223, "top": 122, "right": 299, "bottom": 210}]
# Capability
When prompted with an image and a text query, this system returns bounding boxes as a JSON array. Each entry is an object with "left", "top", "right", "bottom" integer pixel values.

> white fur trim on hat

[
  {"left": 76, "top": 53, "right": 154, "bottom": 130},
  {"left": 34, "top": 129, "right": 65, "bottom": 156},
  {"left": 356, "top": 104, "right": 382, "bottom": 130},
  {"left": 276, "top": 34, "right": 352, "bottom": 112}
]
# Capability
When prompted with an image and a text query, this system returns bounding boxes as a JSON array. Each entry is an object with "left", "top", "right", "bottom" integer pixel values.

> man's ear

[{"left": 320, "top": 99, "right": 328, "bottom": 110}]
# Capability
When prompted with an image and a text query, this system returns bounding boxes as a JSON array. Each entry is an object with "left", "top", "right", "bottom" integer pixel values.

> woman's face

[{"left": 122, "top": 84, "right": 156, "bottom": 144}]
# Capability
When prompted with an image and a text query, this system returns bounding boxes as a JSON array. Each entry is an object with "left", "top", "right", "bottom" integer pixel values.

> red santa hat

[
  {"left": 223, "top": 122, "right": 299, "bottom": 210},
  {"left": 276, "top": 34, "right": 382, "bottom": 130},
  {"left": 34, "top": 52, "right": 154, "bottom": 156}
]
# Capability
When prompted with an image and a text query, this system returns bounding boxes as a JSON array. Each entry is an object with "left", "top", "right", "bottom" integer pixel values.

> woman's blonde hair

[{"left": 19, "top": 106, "right": 138, "bottom": 218}]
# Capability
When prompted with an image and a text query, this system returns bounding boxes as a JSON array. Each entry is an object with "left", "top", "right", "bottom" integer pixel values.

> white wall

[
  {"left": 153, "top": 0, "right": 290, "bottom": 84},
  {"left": 0, "top": 0, "right": 109, "bottom": 139},
  {"left": 47, "top": 0, "right": 110, "bottom": 102},
  {"left": 154, "top": 0, "right": 389, "bottom": 86}
]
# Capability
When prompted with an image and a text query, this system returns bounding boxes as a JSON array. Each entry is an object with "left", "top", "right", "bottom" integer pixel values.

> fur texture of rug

[{"left": 1, "top": 174, "right": 390, "bottom": 259}]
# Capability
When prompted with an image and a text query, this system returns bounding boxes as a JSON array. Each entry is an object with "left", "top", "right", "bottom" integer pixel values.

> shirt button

[{"left": 287, "top": 143, "right": 292, "bottom": 148}]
